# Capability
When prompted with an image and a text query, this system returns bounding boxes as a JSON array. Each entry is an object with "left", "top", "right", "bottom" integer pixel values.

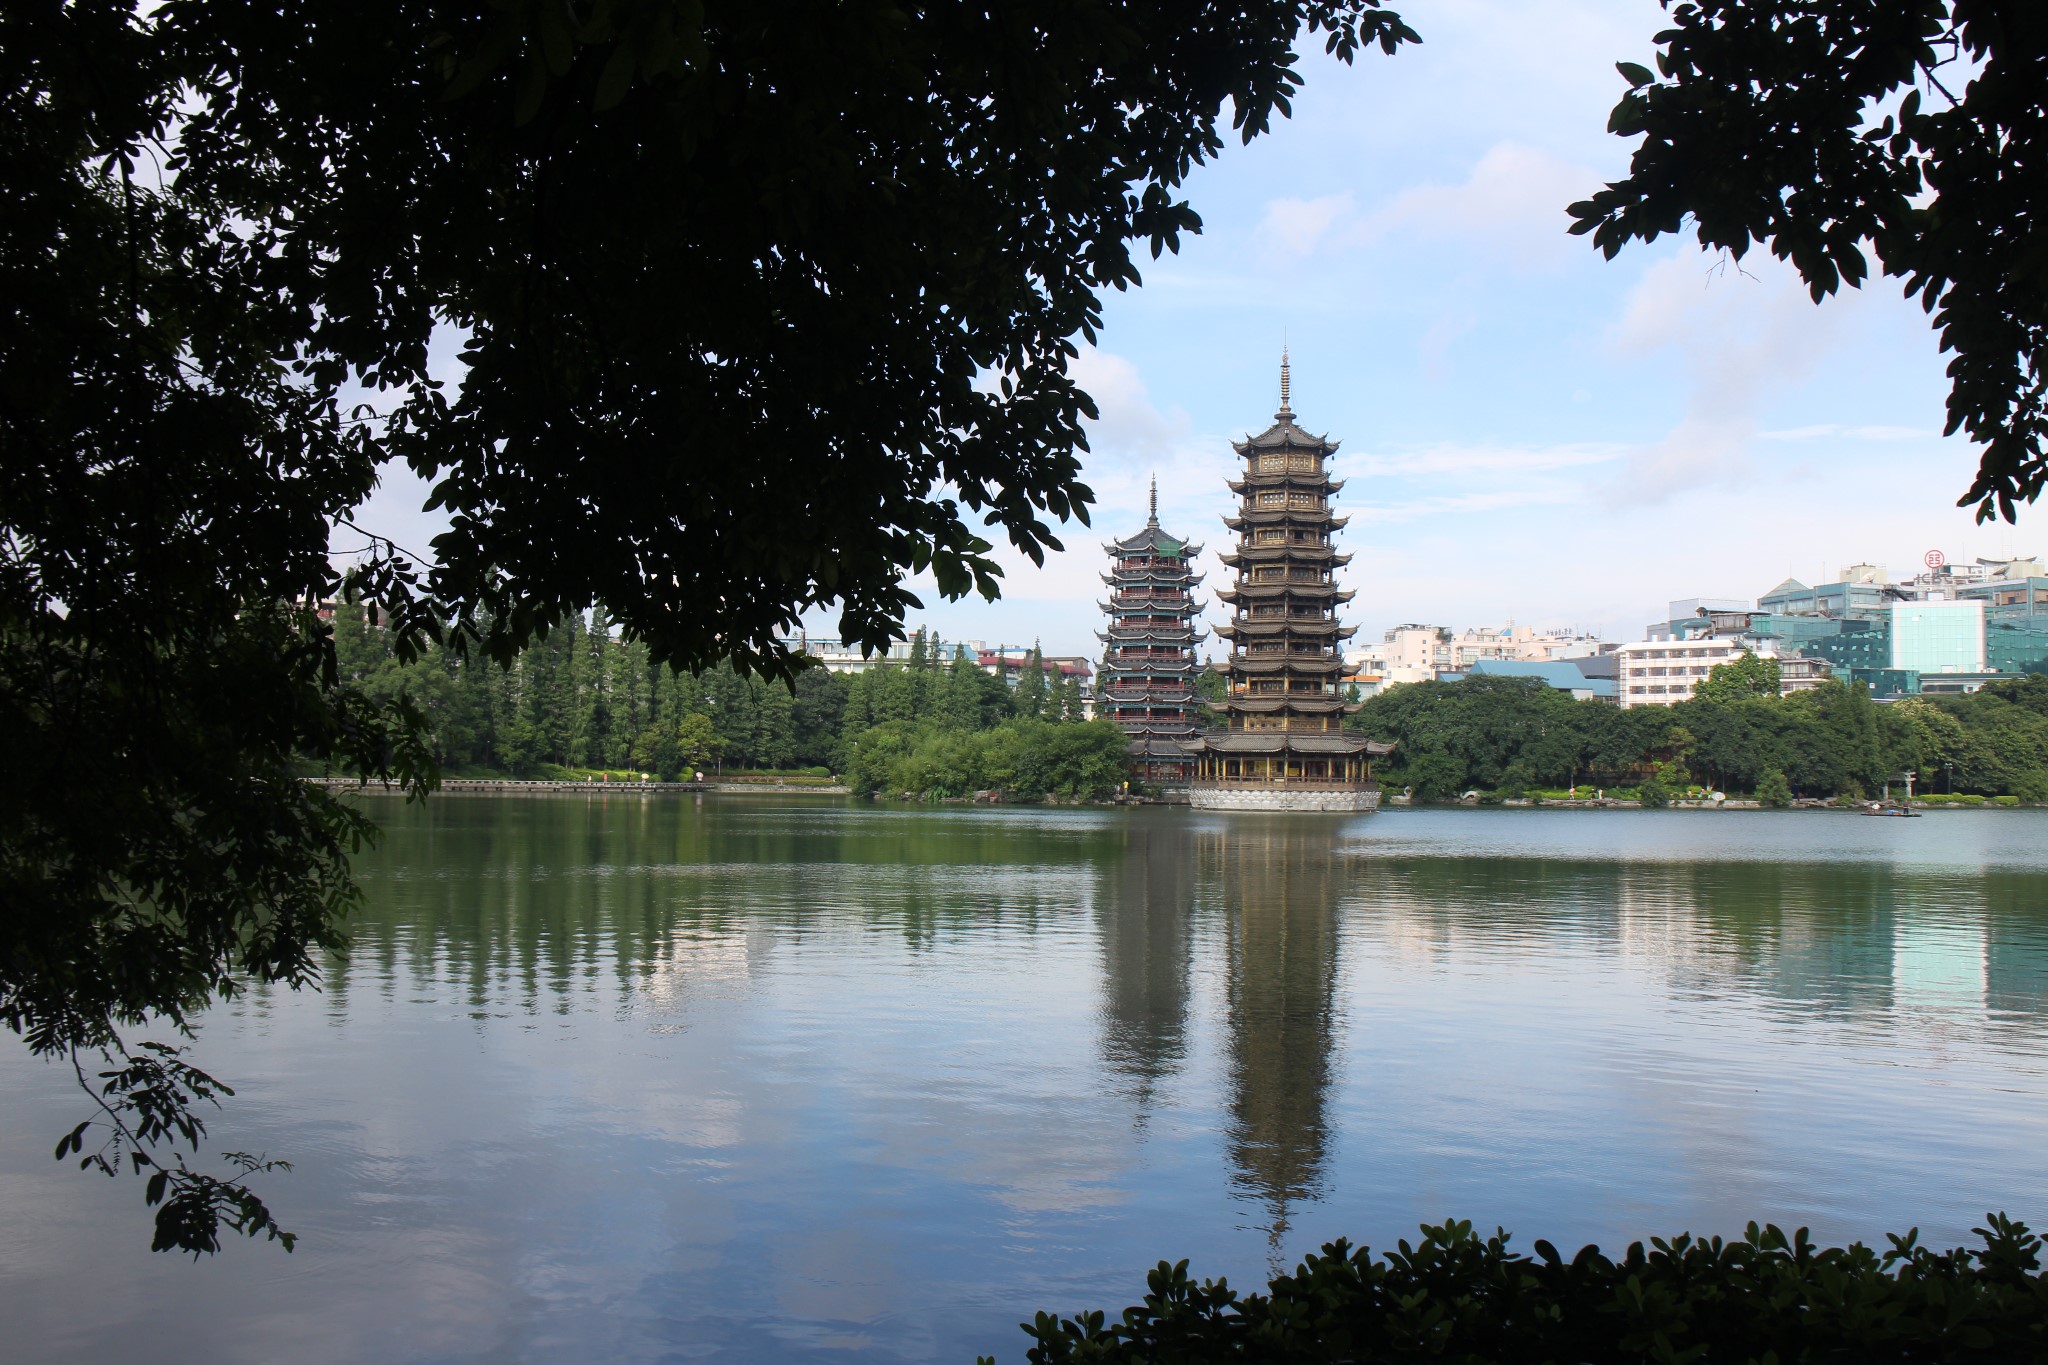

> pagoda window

[{"left": 1257, "top": 492, "right": 1284, "bottom": 506}]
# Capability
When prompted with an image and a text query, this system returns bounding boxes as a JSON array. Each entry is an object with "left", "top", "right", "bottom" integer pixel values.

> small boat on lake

[{"left": 1864, "top": 802, "right": 1921, "bottom": 818}]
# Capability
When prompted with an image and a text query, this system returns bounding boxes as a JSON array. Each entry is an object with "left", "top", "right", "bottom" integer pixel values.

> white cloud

[
  {"left": 1602, "top": 247, "right": 1855, "bottom": 506},
  {"left": 1761, "top": 423, "right": 1934, "bottom": 442},
  {"left": 1346, "top": 442, "right": 1623, "bottom": 479},
  {"left": 1069, "top": 347, "right": 1192, "bottom": 466},
  {"left": 1255, "top": 193, "right": 1354, "bottom": 259},
  {"left": 1244, "top": 143, "right": 1596, "bottom": 272},
  {"left": 1348, "top": 141, "right": 1596, "bottom": 265}
]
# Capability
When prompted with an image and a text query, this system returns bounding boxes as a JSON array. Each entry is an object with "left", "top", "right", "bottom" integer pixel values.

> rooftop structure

[
  {"left": 1097, "top": 479, "right": 1207, "bottom": 784},
  {"left": 1449, "top": 624, "right": 1610, "bottom": 669},
  {"left": 1187, "top": 355, "right": 1392, "bottom": 811}
]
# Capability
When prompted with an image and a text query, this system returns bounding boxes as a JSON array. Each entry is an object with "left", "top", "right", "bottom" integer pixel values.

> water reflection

[
  {"left": 1206, "top": 818, "right": 1347, "bottom": 1246},
  {"left": 1095, "top": 811, "right": 1193, "bottom": 1112},
  {"left": 8, "top": 800, "right": 2048, "bottom": 1365}
]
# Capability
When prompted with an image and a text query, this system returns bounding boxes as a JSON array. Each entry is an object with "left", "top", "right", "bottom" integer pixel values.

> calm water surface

[{"left": 5, "top": 798, "right": 2048, "bottom": 1362}]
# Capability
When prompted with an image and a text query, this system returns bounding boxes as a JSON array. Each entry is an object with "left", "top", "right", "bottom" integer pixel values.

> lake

[{"left": 5, "top": 797, "right": 2047, "bottom": 1362}]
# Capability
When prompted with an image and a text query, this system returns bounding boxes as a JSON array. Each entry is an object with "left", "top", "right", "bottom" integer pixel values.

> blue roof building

[{"left": 1462, "top": 658, "right": 1618, "bottom": 703}]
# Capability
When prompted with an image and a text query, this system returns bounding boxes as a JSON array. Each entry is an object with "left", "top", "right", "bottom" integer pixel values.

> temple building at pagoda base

[{"left": 1188, "top": 734, "right": 1391, "bottom": 811}]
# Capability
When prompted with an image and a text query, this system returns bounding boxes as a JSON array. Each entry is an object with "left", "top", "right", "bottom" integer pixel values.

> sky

[{"left": 349, "top": 0, "right": 2031, "bottom": 662}]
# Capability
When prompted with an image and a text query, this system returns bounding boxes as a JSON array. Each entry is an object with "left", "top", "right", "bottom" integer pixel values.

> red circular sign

[{"left": 1924, "top": 549, "right": 1946, "bottom": 569}]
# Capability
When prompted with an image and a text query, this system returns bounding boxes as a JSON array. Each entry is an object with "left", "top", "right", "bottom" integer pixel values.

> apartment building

[
  {"left": 1616, "top": 637, "right": 1776, "bottom": 708},
  {"left": 1381, "top": 623, "right": 1450, "bottom": 684}
]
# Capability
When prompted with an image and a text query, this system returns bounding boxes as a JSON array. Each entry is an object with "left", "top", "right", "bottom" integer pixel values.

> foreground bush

[{"left": 991, "top": 1216, "right": 2046, "bottom": 1363}]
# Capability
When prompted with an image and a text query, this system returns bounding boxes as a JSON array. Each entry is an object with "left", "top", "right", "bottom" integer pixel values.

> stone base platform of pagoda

[{"left": 1188, "top": 782, "right": 1382, "bottom": 813}]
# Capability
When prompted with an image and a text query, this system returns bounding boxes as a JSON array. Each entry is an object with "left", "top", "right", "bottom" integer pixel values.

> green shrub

[
  {"left": 1755, "top": 768, "right": 1793, "bottom": 808},
  {"left": 994, "top": 1216, "right": 2048, "bottom": 1365},
  {"left": 1635, "top": 777, "right": 1671, "bottom": 808},
  {"left": 1995, "top": 795, "right": 2020, "bottom": 807}
]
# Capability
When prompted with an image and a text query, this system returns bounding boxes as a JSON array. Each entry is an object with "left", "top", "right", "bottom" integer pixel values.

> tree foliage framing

[
  {"left": 1568, "top": 1, "right": 2048, "bottom": 522},
  {"left": 0, "top": 0, "right": 1418, "bottom": 1250}
]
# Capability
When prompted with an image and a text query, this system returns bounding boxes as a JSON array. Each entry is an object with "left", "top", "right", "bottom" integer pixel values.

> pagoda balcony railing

[
  {"left": 1232, "top": 687, "right": 1339, "bottom": 698},
  {"left": 1240, "top": 612, "right": 1343, "bottom": 624},
  {"left": 1240, "top": 648, "right": 1339, "bottom": 660},
  {"left": 1192, "top": 777, "right": 1375, "bottom": 791}
]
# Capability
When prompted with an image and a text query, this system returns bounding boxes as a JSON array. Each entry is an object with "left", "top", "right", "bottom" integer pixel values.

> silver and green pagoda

[
  {"left": 1098, "top": 479, "right": 1207, "bottom": 785},
  {"left": 1188, "top": 355, "right": 1393, "bottom": 812}
]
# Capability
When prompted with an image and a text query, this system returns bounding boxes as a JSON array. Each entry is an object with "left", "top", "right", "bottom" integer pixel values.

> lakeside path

[
  {"left": 306, "top": 780, "right": 2033, "bottom": 811},
  {"left": 309, "top": 776, "right": 853, "bottom": 796}
]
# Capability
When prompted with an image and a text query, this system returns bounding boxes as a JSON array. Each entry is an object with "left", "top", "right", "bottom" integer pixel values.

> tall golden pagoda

[{"left": 1188, "top": 354, "right": 1392, "bottom": 811}]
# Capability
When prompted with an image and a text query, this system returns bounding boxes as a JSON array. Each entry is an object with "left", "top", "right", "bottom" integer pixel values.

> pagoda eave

[
  {"left": 1191, "top": 732, "right": 1392, "bottom": 757},
  {"left": 1232, "top": 656, "right": 1345, "bottom": 675}
]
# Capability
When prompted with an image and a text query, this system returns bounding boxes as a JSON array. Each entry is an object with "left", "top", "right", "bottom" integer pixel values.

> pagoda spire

[
  {"left": 1147, "top": 473, "right": 1159, "bottom": 526},
  {"left": 1277, "top": 346, "right": 1293, "bottom": 420}
]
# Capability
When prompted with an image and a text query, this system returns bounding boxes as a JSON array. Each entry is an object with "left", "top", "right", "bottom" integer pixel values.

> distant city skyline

[{"left": 348, "top": 0, "right": 2033, "bottom": 661}]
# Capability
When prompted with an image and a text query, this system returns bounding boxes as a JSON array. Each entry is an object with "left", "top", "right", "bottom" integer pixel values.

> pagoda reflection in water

[
  {"left": 1095, "top": 810, "right": 1196, "bottom": 1114},
  {"left": 1094, "top": 813, "right": 1349, "bottom": 1249},
  {"left": 1204, "top": 818, "right": 1346, "bottom": 1245}
]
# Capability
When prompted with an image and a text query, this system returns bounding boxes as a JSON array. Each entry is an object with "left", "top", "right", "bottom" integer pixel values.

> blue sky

[{"left": 353, "top": 0, "right": 2029, "bottom": 661}]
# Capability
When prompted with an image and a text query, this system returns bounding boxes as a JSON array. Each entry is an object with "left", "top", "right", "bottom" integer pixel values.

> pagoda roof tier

[
  {"left": 1097, "top": 630, "right": 1209, "bottom": 648},
  {"left": 1224, "top": 696, "right": 1353, "bottom": 715},
  {"left": 1098, "top": 599, "right": 1209, "bottom": 617},
  {"left": 1216, "top": 618, "right": 1356, "bottom": 637},
  {"left": 1126, "top": 738, "right": 1197, "bottom": 759},
  {"left": 1216, "top": 585, "right": 1354, "bottom": 605},
  {"left": 1231, "top": 416, "right": 1339, "bottom": 455},
  {"left": 1220, "top": 547, "right": 1350, "bottom": 568},
  {"left": 1099, "top": 655, "right": 1200, "bottom": 670},
  {"left": 1102, "top": 526, "right": 1201, "bottom": 558},
  {"left": 1223, "top": 511, "right": 1350, "bottom": 531},
  {"left": 1230, "top": 656, "right": 1346, "bottom": 675},
  {"left": 1101, "top": 570, "right": 1206, "bottom": 586},
  {"left": 1190, "top": 732, "right": 1394, "bottom": 757},
  {"left": 1226, "top": 476, "right": 1346, "bottom": 496},
  {"left": 1100, "top": 670, "right": 1200, "bottom": 683}
]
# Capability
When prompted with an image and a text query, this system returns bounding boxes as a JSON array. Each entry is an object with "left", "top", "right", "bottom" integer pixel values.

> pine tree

[
  {"left": 872, "top": 666, "right": 919, "bottom": 724},
  {"left": 938, "top": 646, "right": 984, "bottom": 731},
  {"left": 605, "top": 633, "right": 652, "bottom": 767},
  {"left": 790, "top": 669, "right": 845, "bottom": 767},
  {"left": 575, "top": 605, "right": 617, "bottom": 767},
  {"left": 1014, "top": 644, "right": 1047, "bottom": 719}
]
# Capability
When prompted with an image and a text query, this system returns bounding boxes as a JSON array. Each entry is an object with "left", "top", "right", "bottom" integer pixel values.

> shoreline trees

[{"left": 1349, "top": 669, "right": 2048, "bottom": 803}]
